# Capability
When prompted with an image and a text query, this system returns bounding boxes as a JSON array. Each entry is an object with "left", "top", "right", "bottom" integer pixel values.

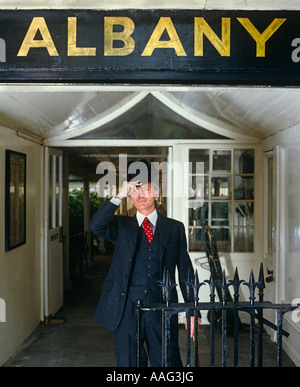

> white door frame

[
  {"left": 44, "top": 147, "right": 64, "bottom": 319},
  {"left": 274, "top": 145, "right": 286, "bottom": 304}
]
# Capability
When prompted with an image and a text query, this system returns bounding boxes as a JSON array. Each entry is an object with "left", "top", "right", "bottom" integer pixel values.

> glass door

[{"left": 188, "top": 148, "right": 255, "bottom": 254}]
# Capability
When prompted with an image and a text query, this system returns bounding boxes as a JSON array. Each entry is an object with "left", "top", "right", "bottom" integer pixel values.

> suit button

[
  {"left": 123, "top": 276, "right": 127, "bottom": 280},
  {"left": 121, "top": 292, "right": 125, "bottom": 296}
]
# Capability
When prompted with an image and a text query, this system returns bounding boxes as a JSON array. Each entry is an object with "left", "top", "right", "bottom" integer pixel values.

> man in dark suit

[{"left": 89, "top": 179, "right": 198, "bottom": 367}]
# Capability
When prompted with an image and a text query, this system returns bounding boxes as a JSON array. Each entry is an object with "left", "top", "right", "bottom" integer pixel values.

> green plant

[{"left": 69, "top": 189, "right": 103, "bottom": 235}]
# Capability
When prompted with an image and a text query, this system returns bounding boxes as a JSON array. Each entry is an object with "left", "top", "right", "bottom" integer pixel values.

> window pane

[
  {"left": 213, "top": 150, "right": 231, "bottom": 172},
  {"left": 234, "top": 149, "right": 254, "bottom": 174},
  {"left": 212, "top": 228, "right": 231, "bottom": 252},
  {"left": 234, "top": 176, "right": 254, "bottom": 200},
  {"left": 189, "top": 175, "right": 209, "bottom": 202},
  {"left": 211, "top": 176, "right": 231, "bottom": 200},
  {"left": 234, "top": 203, "right": 254, "bottom": 226},
  {"left": 189, "top": 227, "right": 206, "bottom": 251},
  {"left": 212, "top": 202, "right": 232, "bottom": 226},
  {"left": 188, "top": 148, "right": 255, "bottom": 253},
  {"left": 189, "top": 149, "right": 209, "bottom": 173},
  {"left": 234, "top": 228, "right": 254, "bottom": 252},
  {"left": 189, "top": 203, "right": 209, "bottom": 226}
]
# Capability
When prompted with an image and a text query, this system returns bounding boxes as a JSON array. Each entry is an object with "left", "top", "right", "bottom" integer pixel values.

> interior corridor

[{"left": 2, "top": 253, "right": 296, "bottom": 368}]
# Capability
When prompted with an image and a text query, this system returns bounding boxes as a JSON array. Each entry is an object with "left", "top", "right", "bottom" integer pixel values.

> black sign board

[{"left": 0, "top": 9, "right": 300, "bottom": 85}]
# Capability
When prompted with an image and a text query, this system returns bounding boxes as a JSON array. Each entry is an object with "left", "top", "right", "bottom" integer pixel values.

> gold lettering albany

[{"left": 17, "top": 16, "right": 286, "bottom": 58}]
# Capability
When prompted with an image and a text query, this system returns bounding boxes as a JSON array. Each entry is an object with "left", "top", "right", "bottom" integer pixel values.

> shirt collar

[{"left": 136, "top": 209, "right": 158, "bottom": 227}]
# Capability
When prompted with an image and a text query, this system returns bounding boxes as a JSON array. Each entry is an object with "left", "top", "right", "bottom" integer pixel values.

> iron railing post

[
  {"left": 228, "top": 267, "right": 244, "bottom": 367},
  {"left": 221, "top": 271, "right": 229, "bottom": 367},
  {"left": 186, "top": 311, "right": 191, "bottom": 367},
  {"left": 257, "top": 263, "right": 266, "bottom": 367},
  {"left": 276, "top": 309, "right": 285, "bottom": 367},
  {"left": 205, "top": 272, "right": 218, "bottom": 367}
]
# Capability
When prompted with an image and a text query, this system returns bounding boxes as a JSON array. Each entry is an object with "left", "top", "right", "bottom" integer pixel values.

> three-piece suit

[{"left": 89, "top": 199, "right": 194, "bottom": 367}]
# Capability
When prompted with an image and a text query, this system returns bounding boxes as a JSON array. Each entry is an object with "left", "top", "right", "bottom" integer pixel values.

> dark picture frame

[{"left": 5, "top": 150, "right": 26, "bottom": 251}]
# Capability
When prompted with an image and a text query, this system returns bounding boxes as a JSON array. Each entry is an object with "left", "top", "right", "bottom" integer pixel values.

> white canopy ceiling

[
  {"left": 0, "top": 1, "right": 299, "bottom": 144},
  {"left": 0, "top": 87, "right": 299, "bottom": 144}
]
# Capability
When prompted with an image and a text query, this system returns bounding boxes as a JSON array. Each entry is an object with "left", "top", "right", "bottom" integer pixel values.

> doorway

[{"left": 59, "top": 145, "right": 170, "bottom": 288}]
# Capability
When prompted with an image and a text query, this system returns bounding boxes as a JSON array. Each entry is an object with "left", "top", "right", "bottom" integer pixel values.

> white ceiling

[{"left": 0, "top": 87, "right": 299, "bottom": 144}]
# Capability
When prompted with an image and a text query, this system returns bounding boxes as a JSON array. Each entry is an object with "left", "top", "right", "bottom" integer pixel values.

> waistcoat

[{"left": 128, "top": 221, "right": 162, "bottom": 304}]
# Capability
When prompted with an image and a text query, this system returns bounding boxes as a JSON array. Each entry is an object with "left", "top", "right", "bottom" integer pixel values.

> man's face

[{"left": 130, "top": 182, "right": 158, "bottom": 215}]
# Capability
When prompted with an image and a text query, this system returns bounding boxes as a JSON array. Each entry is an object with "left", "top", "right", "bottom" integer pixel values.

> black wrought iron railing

[{"left": 136, "top": 264, "right": 299, "bottom": 367}]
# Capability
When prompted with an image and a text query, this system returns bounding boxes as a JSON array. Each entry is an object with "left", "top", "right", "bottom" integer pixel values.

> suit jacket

[{"left": 89, "top": 200, "right": 193, "bottom": 331}]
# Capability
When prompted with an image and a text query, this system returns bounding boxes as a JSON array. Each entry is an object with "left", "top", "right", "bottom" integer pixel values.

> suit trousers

[{"left": 113, "top": 294, "right": 183, "bottom": 367}]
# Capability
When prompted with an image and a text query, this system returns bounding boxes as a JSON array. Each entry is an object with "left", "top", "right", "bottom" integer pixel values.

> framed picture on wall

[{"left": 5, "top": 150, "right": 26, "bottom": 251}]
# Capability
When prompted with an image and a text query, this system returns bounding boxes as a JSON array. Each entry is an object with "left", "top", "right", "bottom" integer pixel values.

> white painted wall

[
  {"left": 0, "top": 127, "right": 43, "bottom": 366},
  {"left": 262, "top": 127, "right": 300, "bottom": 367},
  {"left": 285, "top": 146, "right": 300, "bottom": 303}
]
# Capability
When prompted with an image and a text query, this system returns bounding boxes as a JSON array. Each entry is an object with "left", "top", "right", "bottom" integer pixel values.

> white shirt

[
  {"left": 136, "top": 209, "right": 158, "bottom": 232},
  {"left": 111, "top": 197, "right": 158, "bottom": 232}
]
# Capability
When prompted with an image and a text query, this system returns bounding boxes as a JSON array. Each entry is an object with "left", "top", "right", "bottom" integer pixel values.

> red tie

[{"left": 142, "top": 217, "right": 153, "bottom": 244}]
